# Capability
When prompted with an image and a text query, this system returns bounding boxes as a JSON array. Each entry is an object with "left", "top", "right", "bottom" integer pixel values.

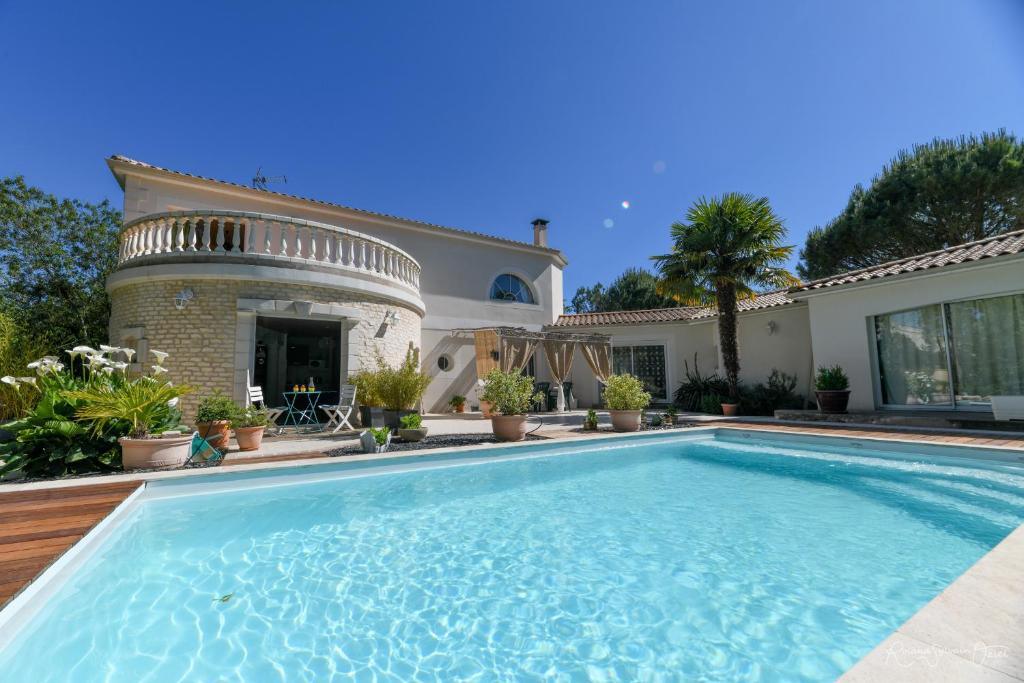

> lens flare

[
  {"left": 603, "top": 218, "right": 614, "bottom": 229},
  {"left": 621, "top": 201, "right": 630, "bottom": 209}
]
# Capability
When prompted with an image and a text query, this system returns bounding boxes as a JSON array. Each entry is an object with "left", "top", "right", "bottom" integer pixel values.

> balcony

[{"left": 114, "top": 210, "right": 422, "bottom": 310}]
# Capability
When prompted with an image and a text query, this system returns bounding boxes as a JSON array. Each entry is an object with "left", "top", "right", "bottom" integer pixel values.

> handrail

[{"left": 118, "top": 210, "right": 420, "bottom": 291}]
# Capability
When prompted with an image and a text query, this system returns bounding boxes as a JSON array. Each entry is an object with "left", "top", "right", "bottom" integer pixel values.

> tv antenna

[{"left": 252, "top": 167, "right": 288, "bottom": 190}]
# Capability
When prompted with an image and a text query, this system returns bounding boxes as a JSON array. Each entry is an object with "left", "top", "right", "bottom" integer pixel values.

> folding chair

[
  {"left": 320, "top": 384, "right": 357, "bottom": 434},
  {"left": 185, "top": 431, "right": 225, "bottom": 466},
  {"left": 248, "top": 384, "right": 286, "bottom": 435}
]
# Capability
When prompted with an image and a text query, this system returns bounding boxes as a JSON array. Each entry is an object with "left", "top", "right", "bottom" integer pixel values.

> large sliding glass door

[
  {"left": 612, "top": 344, "right": 667, "bottom": 400},
  {"left": 873, "top": 292, "right": 1024, "bottom": 409}
]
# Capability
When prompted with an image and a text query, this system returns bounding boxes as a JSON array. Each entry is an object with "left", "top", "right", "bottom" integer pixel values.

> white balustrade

[{"left": 118, "top": 211, "right": 421, "bottom": 291}]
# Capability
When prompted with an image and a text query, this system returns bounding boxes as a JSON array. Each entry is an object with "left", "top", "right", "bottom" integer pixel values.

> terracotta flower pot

[
  {"left": 197, "top": 420, "right": 230, "bottom": 448},
  {"left": 119, "top": 434, "right": 193, "bottom": 470},
  {"left": 234, "top": 426, "right": 265, "bottom": 451},
  {"left": 491, "top": 415, "right": 527, "bottom": 441},
  {"left": 479, "top": 400, "right": 495, "bottom": 418},
  {"left": 815, "top": 390, "right": 851, "bottom": 414},
  {"left": 609, "top": 409, "right": 642, "bottom": 432},
  {"left": 721, "top": 403, "right": 739, "bottom": 417}
]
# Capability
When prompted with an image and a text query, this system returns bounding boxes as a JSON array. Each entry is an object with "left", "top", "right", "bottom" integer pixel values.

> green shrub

[
  {"left": 815, "top": 365, "right": 850, "bottom": 391},
  {"left": 369, "top": 426, "right": 391, "bottom": 445},
  {"left": 0, "top": 311, "right": 48, "bottom": 421},
  {"left": 399, "top": 412, "right": 422, "bottom": 429},
  {"left": 583, "top": 408, "right": 599, "bottom": 430},
  {"left": 741, "top": 369, "right": 804, "bottom": 416},
  {"left": 674, "top": 354, "right": 730, "bottom": 412},
  {"left": 195, "top": 391, "right": 240, "bottom": 423},
  {"left": 448, "top": 395, "right": 466, "bottom": 409},
  {"left": 480, "top": 369, "right": 544, "bottom": 416},
  {"left": 231, "top": 406, "right": 271, "bottom": 429},
  {"left": 699, "top": 394, "right": 723, "bottom": 415},
  {"left": 603, "top": 374, "right": 651, "bottom": 411},
  {"left": 351, "top": 350, "right": 432, "bottom": 411},
  {"left": 0, "top": 347, "right": 188, "bottom": 478}
]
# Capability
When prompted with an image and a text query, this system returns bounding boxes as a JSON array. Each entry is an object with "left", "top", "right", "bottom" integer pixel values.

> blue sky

[{"left": 2, "top": 0, "right": 1023, "bottom": 298}]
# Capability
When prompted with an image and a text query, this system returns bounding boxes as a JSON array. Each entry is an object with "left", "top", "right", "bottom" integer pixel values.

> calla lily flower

[
  {"left": 16, "top": 377, "right": 37, "bottom": 387},
  {"left": 72, "top": 345, "right": 99, "bottom": 356},
  {"left": 151, "top": 350, "right": 169, "bottom": 365},
  {"left": 99, "top": 344, "right": 118, "bottom": 355},
  {"left": 99, "top": 366, "right": 115, "bottom": 375},
  {"left": 122, "top": 348, "right": 136, "bottom": 362},
  {"left": 112, "top": 361, "right": 129, "bottom": 371},
  {"left": 1, "top": 376, "right": 18, "bottom": 386},
  {"left": 151, "top": 365, "right": 168, "bottom": 375}
]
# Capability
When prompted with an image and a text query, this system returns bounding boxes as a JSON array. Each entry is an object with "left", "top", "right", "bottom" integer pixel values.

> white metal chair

[
  {"left": 248, "top": 385, "right": 286, "bottom": 434},
  {"left": 320, "top": 384, "right": 357, "bottom": 434}
]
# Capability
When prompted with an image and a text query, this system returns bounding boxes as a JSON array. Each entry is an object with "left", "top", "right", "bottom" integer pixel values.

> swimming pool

[{"left": 2, "top": 430, "right": 1023, "bottom": 681}]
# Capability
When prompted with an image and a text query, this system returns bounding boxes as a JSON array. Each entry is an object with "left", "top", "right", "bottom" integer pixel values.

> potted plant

[
  {"left": 815, "top": 364, "right": 851, "bottom": 414},
  {"left": 604, "top": 374, "right": 652, "bottom": 432},
  {"left": 231, "top": 406, "right": 270, "bottom": 451},
  {"left": 449, "top": 395, "right": 466, "bottom": 413},
  {"left": 398, "top": 412, "right": 428, "bottom": 442},
  {"left": 359, "top": 426, "right": 392, "bottom": 453},
  {"left": 583, "top": 408, "right": 599, "bottom": 431},
  {"left": 195, "top": 391, "right": 239, "bottom": 448},
  {"left": 663, "top": 406, "right": 678, "bottom": 426},
  {"left": 721, "top": 400, "right": 740, "bottom": 417},
  {"left": 352, "top": 351, "right": 432, "bottom": 428},
  {"left": 67, "top": 349, "right": 193, "bottom": 470},
  {"left": 480, "top": 369, "right": 544, "bottom": 441}
]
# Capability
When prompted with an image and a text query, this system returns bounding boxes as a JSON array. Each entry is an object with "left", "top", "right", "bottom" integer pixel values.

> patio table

[{"left": 282, "top": 391, "right": 324, "bottom": 432}]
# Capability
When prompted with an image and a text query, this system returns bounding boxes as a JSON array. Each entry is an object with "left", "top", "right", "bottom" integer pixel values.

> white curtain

[
  {"left": 580, "top": 341, "right": 613, "bottom": 383},
  {"left": 543, "top": 339, "right": 576, "bottom": 411},
  {"left": 499, "top": 335, "right": 537, "bottom": 373}
]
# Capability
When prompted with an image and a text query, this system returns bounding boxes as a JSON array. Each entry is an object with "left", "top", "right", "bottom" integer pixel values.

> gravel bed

[{"left": 324, "top": 433, "right": 547, "bottom": 456}]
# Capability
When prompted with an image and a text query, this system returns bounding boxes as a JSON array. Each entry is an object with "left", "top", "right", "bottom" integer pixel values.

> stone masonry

[{"left": 108, "top": 278, "right": 421, "bottom": 422}]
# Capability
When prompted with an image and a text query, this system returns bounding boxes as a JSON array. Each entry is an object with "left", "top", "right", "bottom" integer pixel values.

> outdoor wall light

[
  {"left": 385, "top": 310, "right": 401, "bottom": 326},
  {"left": 765, "top": 320, "right": 778, "bottom": 336},
  {"left": 174, "top": 287, "right": 195, "bottom": 311}
]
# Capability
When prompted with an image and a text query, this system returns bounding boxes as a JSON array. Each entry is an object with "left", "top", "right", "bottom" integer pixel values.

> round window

[{"left": 437, "top": 354, "right": 452, "bottom": 372}]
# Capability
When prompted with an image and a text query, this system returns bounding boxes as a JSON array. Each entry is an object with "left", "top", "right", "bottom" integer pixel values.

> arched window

[{"left": 489, "top": 274, "right": 535, "bottom": 304}]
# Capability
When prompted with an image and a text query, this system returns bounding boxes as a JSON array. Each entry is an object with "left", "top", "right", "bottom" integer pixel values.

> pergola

[{"left": 450, "top": 327, "right": 612, "bottom": 411}]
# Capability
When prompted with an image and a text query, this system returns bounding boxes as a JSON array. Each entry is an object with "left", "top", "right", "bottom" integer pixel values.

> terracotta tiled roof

[
  {"left": 106, "top": 155, "right": 568, "bottom": 264},
  {"left": 792, "top": 228, "right": 1024, "bottom": 293},
  {"left": 551, "top": 290, "right": 795, "bottom": 327}
]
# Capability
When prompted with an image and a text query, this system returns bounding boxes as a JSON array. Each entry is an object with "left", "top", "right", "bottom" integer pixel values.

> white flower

[
  {"left": 72, "top": 345, "right": 99, "bottom": 356},
  {"left": 151, "top": 365, "right": 168, "bottom": 375},
  {"left": 99, "top": 344, "right": 121, "bottom": 356},
  {"left": 150, "top": 350, "right": 169, "bottom": 365},
  {"left": 122, "top": 348, "right": 136, "bottom": 362},
  {"left": 51, "top": 362, "right": 65, "bottom": 372},
  {"left": 27, "top": 360, "right": 43, "bottom": 369},
  {"left": 112, "top": 361, "right": 129, "bottom": 372},
  {"left": 16, "top": 377, "right": 36, "bottom": 387},
  {"left": 168, "top": 397, "right": 180, "bottom": 408},
  {"left": 99, "top": 366, "right": 115, "bottom": 375},
  {"left": 1, "top": 376, "right": 18, "bottom": 386}
]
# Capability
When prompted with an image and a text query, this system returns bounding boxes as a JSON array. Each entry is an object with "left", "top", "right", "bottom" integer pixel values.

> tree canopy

[
  {"left": 798, "top": 130, "right": 1024, "bottom": 280},
  {"left": 566, "top": 267, "right": 678, "bottom": 314},
  {"left": 0, "top": 176, "right": 122, "bottom": 350},
  {"left": 653, "top": 193, "right": 797, "bottom": 398}
]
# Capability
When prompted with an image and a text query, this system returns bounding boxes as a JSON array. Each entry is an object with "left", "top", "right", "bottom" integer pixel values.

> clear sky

[{"left": 2, "top": 0, "right": 1023, "bottom": 297}]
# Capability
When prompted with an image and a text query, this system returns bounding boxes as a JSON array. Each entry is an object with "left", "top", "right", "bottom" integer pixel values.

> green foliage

[
  {"left": 566, "top": 268, "right": 678, "bottom": 313},
  {"left": 69, "top": 379, "right": 192, "bottom": 439},
  {"left": 652, "top": 194, "right": 797, "bottom": 399},
  {"left": 351, "top": 350, "right": 432, "bottom": 411},
  {"left": 799, "top": 131, "right": 1024, "bottom": 280},
  {"left": 231, "top": 405, "right": 270, "bottom": 429},
  {"left": 664, "top": 405, "right": 678, "bottom": 420},
  {"left": 650, "top": 414, "right": 663, "bottom": 427},
  {"left": 369, "top": 426, "right": 390, "bottom": 445},
  {"left": 815, "top": 365, "right": 850, "bottom": 391},
  {"left": 399, "top": 412, "right": 422, "bottom": 429},
  {"left": 0, "top": 310, "right": 48, "bottom": 421},
  {"left": 0, "top": 347, "right": 185, "bottom": 478},
  {"left": 699, "top": 394, "right": 723, "bottom": 415},
  {"left": 740, "top": 369, "right": 803, "bottom": 416},
  {"left": 603, "top": 373, "right": 652, "bottom": 411},
  {"left": 0, "top": 176, "right": 122, "bottom": 350},
  {"left": 674, "top": 355, "right": 730, "bottom": 411},
  {"left": 194, "top": 391, "right": 240, "bottom": 424},
  {"left": 480, "top": 369, "right": 544, "bottom": 416},
  {"left": 448, "top": 394, "right": 466, "bottom": 408},
  {"left": 583, "top": 408, "right": 599, "bottom": 430}
]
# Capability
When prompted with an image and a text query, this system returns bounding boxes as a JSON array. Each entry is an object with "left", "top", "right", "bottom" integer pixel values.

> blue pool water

[{"left": 3, "top": 434, "right": 1024, "bottom": 682}]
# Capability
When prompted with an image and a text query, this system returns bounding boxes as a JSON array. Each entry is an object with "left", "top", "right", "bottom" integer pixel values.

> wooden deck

[
  {"left": 0, "top": 480, "right": 141, "bottom": 607},
  {"left": 720, "top": 420, "right": 1024, "bottom": 448}
]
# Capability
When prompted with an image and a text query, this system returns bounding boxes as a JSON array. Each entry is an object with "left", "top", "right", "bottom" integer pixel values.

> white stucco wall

[
  {"left": 562, "top": 303, "right": 811, "bottom": 408},
  {"left": 796, "top": 257, "right": 1024, "bottom": 411},
  {"left": 113, "top": 165, "right": 565, "bottom": 411}
]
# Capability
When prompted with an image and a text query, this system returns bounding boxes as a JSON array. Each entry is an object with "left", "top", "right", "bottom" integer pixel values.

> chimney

[{"left": 532, "top": 218, "right": 549, "bottom": 247}]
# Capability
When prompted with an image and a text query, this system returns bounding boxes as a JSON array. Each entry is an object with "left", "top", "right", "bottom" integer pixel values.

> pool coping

[{"left": 1, "top": 425, "right": 1023, "bottom": 679}]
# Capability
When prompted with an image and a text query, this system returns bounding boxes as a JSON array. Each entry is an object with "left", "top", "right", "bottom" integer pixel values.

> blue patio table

[{"left": 281, "top": 391, "right": 324, "bottom": 432}]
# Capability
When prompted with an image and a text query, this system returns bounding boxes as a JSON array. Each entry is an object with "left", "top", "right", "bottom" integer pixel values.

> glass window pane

[
  {"left": 947, "top": 294, "right": 1024, "bottom": 403},
  {"left": 612, "top": 346, "right": 633, "bottom": 375},
  {"left": 632, "top": 345, "right": 667, "bottom": 400},
  {"left": 874, "top": 306, "right": 952, "bottom": 405}
]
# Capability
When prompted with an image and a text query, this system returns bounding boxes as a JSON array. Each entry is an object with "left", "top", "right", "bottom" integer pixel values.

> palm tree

[{"left": 652, "top": 193, "right": 798, "bottom": 402}]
